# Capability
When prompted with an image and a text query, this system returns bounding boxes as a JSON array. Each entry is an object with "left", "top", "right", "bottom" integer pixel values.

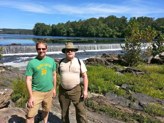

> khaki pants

[
  {"left": 59, "top": 84, "right": 88, "bottom": 123},
  {"left": 27, "top": 90, "right": 53, "bottom": 118}
]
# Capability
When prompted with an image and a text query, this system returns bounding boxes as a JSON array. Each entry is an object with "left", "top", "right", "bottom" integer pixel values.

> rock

[
  {"left": 0, "top": 66, "right": 25, "bottom": 87},
  {"left": 84, "top": 54, "right": 128, "bottom": 66},
  {"left": 0, "top": 67, "right": 5, "bottom": 73},
  {"left": 105, "top": 93, "right": 131, "bottom": 107},
  {"left": 159, "top": 52, "right": 164, "bottom": 58},
  {"left": 132, "top": 93, "right": 164, "bottom": 106},
  {"left": 0, "top": 64, "right": 5, "bottom": 73},
  {"left": 148, "top": 52, "right": 164, "bottom": 64},
  {"left": 0, "top": 107, "right": 26, "bottom": 123},
  {"left": 0, "top": 88, "right": 13, "bottom": 109},
  {"left": 85, "top": 57, "right": 106, "bottom": 65},
  {"left": 119, "top": 67, "right": 145, "bottom": 75}
]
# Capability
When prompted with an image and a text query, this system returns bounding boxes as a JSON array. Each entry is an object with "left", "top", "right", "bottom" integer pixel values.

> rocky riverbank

[
  {"left": 0, "top": 64, "right": 124, "bottom": 123},
  {"left": 0, "top": 52, "right": 164, "bottom": 123}
]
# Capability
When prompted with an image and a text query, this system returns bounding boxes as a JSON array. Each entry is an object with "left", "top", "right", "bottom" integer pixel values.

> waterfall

[{"left": 0, "top": 43, "right": 124, "bottom": 55}]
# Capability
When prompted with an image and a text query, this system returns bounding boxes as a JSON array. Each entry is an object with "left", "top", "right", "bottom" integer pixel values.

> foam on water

[{"left": 1, "top": 49, "right": 122, "bottom": 70}]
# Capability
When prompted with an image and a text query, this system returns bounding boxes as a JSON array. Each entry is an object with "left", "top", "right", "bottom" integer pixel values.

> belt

[{"left": 60, "top": 84, "right": 80, "bottom": 91}]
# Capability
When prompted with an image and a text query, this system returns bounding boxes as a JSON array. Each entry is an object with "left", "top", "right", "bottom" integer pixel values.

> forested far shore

[
  {"left": 33, "top": 16, "right": 164, "bottom": 38},
  {"left": 0, "top": 15, "right": 164, "bottom": 38},
  {"left": 0, "top": 28, "right": 33, "bottom": 35}
]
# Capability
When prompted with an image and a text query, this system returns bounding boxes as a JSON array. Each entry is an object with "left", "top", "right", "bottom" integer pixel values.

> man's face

[
  {"left": 66, "top": 49, "right": 75, "bottom": 60},
  {"left": 36, "top": 43, "right": 47, "bottom": 58}
]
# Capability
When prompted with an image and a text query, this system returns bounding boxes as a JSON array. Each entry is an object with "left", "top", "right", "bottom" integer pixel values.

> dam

[{"left": 0, "top": 43, "right": 124, "bottom": 55}]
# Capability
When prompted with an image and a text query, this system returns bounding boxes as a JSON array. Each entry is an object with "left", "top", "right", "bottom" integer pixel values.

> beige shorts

[{"left": 26, "top": 90, "right": 53, "bottom": 118}]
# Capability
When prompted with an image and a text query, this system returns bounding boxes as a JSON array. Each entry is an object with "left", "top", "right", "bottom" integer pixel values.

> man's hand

[{"left": 27, "top": 97, "right": 34, "bottom": 108}]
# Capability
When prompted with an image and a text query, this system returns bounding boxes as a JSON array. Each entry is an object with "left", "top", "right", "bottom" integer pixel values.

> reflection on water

[
  {"left": 0, "top": 39, "right": 35, "bottom": 46},
  {"left": 0, "top": 34, "right": 124, "bottom": 46}
]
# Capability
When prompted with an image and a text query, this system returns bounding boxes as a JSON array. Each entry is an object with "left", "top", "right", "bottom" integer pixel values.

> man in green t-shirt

[{"left": 25, "top": 41, "right": 57, "bottom": 123}]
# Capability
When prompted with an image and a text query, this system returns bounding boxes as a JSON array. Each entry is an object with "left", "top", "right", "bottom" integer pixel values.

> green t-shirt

[{"left": 25, "top": 56, "right": 56, "bottom": 92}]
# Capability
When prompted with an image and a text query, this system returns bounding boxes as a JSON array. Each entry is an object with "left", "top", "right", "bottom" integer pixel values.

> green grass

[
  {"left": 87, "top": 64, "right": 164, "bottom": 99},
  {"left": 86, "top": 64, "right": 164, "bottom": 122},
  {"left": 87, "top": 65, "right": 128, "bottom": 96},
  {"left": 144, "top": 103, "right": 164, "bottom": 117},
  {"left": 137, "top": 64, "right": 164, "bottom": 74}
]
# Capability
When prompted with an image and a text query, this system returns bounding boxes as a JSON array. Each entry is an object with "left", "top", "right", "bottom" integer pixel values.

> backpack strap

[
  {"left": 77, "top": 58, "right": 82, "bottom": 77},
  {"left": 58, "top": 58, "right": 65, "bottom": 75}
]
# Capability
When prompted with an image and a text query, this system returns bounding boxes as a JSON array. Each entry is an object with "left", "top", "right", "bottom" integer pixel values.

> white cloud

[
  {"left": 16, "top": 3, "right": 50, "bottom": 14},
  {"left": 51, "top": 3, "right": 164, "bottom": 19},
  {"left": 0, "top": 1, "right": 51, "bottom": 14},
  {"left": 52, "top": 4, "right": 130, "bottom": 16},
  {"left": 0, "top": 0, "right": 163, "bottom": 17}
]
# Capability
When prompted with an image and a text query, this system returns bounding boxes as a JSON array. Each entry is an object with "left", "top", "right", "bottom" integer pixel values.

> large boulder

[
  {"left": 148, "top": 52, "right": 164, "bottom": 64},
  {"left": 0, "top": 88, "right": 13, "bottom": 109},
  {"left": 85, "top": 54, "right": 127, "bottom": 66},
  {"left": 0, "top": 107, "right": 26, "bottom": 123}
]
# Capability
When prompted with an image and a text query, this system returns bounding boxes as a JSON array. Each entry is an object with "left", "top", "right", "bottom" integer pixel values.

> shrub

[
  {"left": 11, "top": 77, "right": 28, "bottom": 108},
  {"left": 122, "top": 21, "right": 157, "bottom": 66}
]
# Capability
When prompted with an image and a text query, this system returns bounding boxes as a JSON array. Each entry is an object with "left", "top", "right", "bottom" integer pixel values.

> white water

[
  {"left": 2, "top": 48, "right": 122, "bottom": 56},
  {"left": 2, "top": 48, "right": 122, "bottom": 70},
  {"left": 1, "top": 43, "right": 151, "bottom": 70}
]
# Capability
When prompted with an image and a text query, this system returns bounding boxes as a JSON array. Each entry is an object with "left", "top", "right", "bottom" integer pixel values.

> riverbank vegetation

[
  {"left": 85, "top": 64, "right": 164, "bottom": 123},
  {"left": 87, "top": 64, "right": 164, "bottom": 99}
]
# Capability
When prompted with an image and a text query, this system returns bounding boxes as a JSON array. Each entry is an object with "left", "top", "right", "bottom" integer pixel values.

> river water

[{"left": 0, "top": 34, "right": 123, "bottom": 69}]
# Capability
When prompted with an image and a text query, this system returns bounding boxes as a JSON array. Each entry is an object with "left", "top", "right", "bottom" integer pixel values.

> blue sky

[{"left": 0, "top": 0, "right": 163, "bottom": 29}]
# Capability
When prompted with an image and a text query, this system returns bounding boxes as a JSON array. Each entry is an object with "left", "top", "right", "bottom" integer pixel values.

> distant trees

[
  {"left": 33, "top": 16, "right": 164, "bottom": 38},
  {"left": 0, "top": 28, "right": 32, "bottom": 34},
  {"left": 153, "top": 18, "right": 164, "bottom": 33},
  {"left": 33, "top": 23, "right": 51, "bottom": 36}
]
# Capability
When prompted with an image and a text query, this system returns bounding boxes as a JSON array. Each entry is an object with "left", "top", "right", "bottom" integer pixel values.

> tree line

[
  {"left": 0, "top": 28, "right": 33, "bottom": 34},
  {"left": 33, "top": 15, "right": 164, "bottom": 38}
]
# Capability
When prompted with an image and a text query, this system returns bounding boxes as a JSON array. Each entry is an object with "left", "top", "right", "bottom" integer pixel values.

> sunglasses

[
  {"left": 66, "top": 49, "right": 75, "bottom": 52},
  {"left": 37, "top": 48, "right": 47, "bottom": 51}
]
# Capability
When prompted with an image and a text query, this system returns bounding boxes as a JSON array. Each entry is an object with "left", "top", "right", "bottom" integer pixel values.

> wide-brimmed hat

[{"left": 62, "top": 42, "right": 78, "bottom": 53}]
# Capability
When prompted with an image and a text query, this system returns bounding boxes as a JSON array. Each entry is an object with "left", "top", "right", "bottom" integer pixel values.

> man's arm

[
  {"left": 52, "top": 71, "right": 57, "bottom": 97},
  {"left": 82, "top": 72, "right": 88, "bottom": 99},
  {"left": 26, "top": 76, "right": 34, "bottom": 108}
]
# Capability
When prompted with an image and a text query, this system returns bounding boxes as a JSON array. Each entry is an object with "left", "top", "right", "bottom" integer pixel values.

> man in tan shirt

[{"left": 58, "top": 42, "right": 88, "bottom": 123}]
